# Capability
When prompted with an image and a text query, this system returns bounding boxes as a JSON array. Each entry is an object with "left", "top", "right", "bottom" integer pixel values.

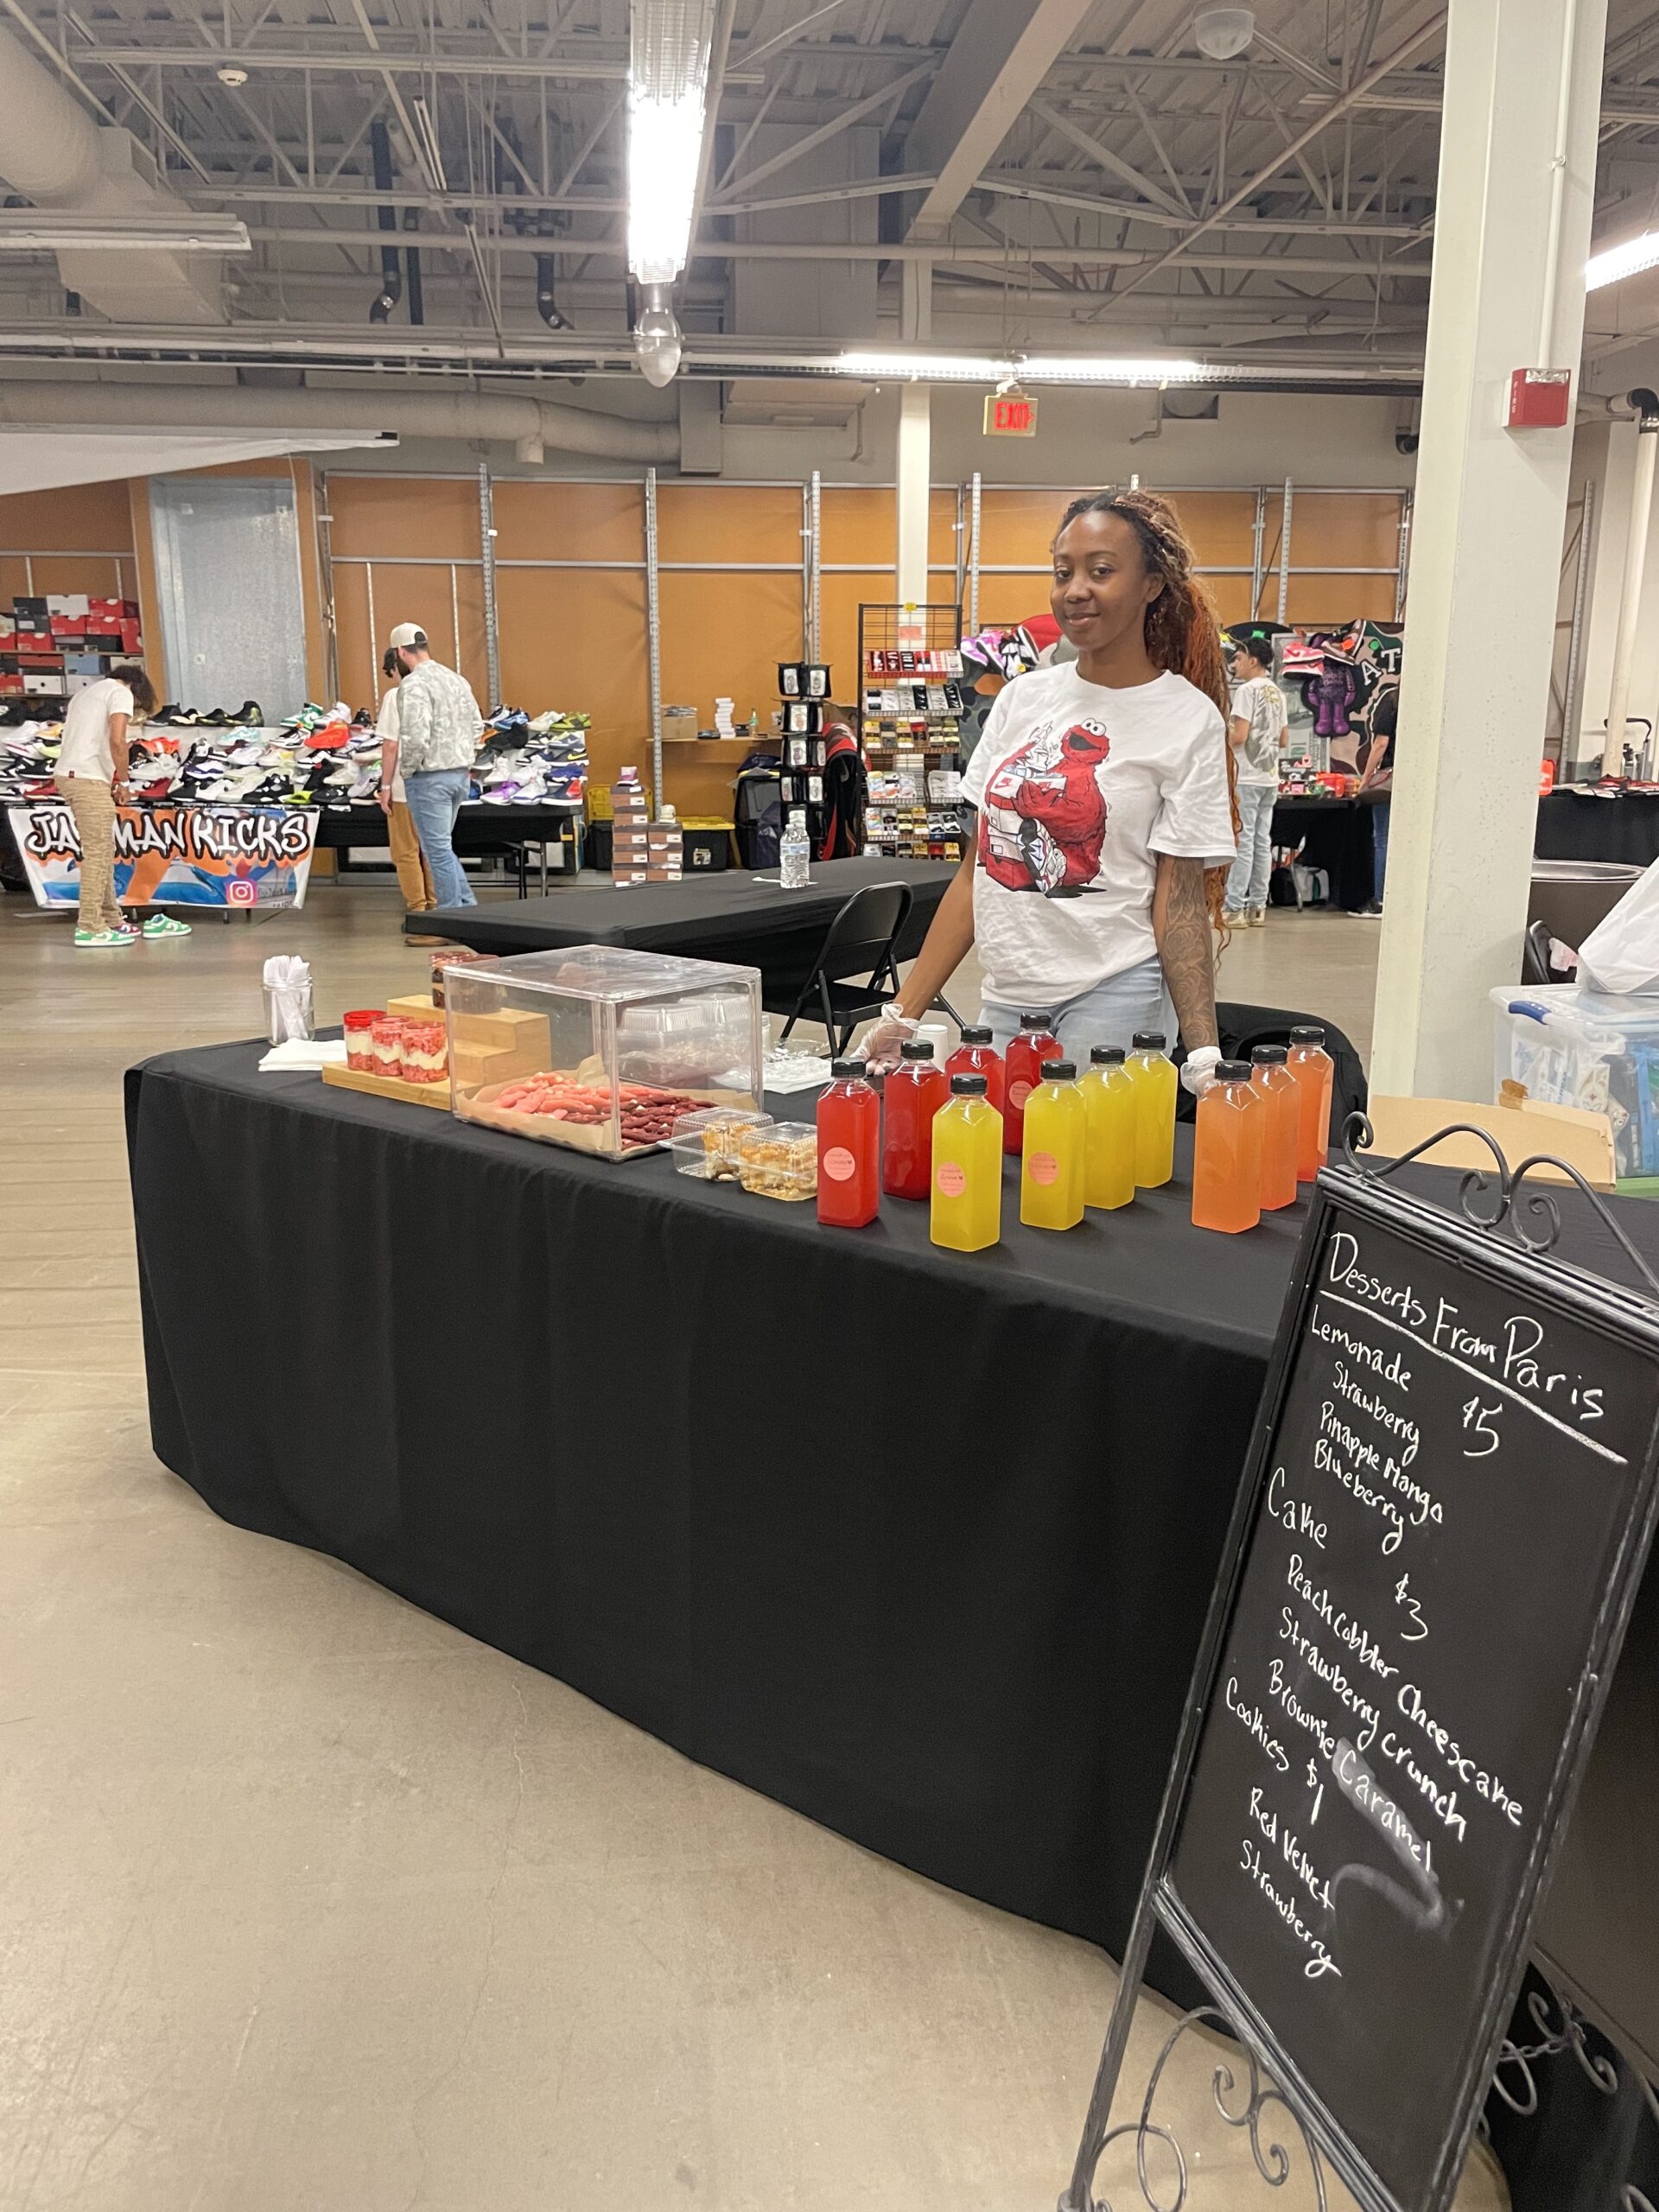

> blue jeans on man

[{"left": 403, "top": 766, "right": 476, "bottom": 908}]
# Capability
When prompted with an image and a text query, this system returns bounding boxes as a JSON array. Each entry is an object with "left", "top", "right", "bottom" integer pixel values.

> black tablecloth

[
  {"left": 313, "top": 802, "right": 578, "bottom": 854},
  {"left": 1271, "top": 795, "right": 1378, "bottom": 912},
  {"left": 126, "top": 1037, "right": 1301, "bottom": 2007},
  {"left": 1535, "top": 790, "right": 1659, "bottom": 868},
  {"left": 407, "top": 855, "right": 957, "bottom": 1001}
]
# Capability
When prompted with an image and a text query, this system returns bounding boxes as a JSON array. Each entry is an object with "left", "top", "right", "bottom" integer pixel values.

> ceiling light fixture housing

[
  {"left": 838, "top": 350, "right": 1230, "bottom": 386},
  {"left": 627, "top": 0, "right": 717, "bottom": 290},
  {"left": 633, "top": 279, "right": 683, "bottom": 388},
  {"left": 1194, "top": 8, "right": 1255, "bottom": 60},
  {"left": 1586, "top": 229, "right": 1659, "bottom": 290},
  {"left": 216, "top": 62, "right": 249, "bottom": 86}
]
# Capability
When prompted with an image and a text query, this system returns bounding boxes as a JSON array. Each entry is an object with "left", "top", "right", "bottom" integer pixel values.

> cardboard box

[{"left": 1365, "top": 1094, "right": 1616, "bottom": 1191}]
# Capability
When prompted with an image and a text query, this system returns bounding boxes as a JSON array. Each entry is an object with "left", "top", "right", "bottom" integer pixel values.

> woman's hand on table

[
  {"left": 856, "top": 1006, "right": 918, "bottom": 1074},
  {"left": 1179, "top": 1045, "right": 1224, "bottom": 1097}
]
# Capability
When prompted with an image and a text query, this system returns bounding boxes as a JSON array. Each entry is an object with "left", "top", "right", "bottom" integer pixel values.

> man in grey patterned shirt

[{"left": 378, "top": 621, "right": 484, "bottom": 916}]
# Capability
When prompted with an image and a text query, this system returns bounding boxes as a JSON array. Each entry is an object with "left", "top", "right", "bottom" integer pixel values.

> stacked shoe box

[
  {"left": 611, "top": 767, "right": 651, "bottom": 887},
  {"left": 0, "top": 594, "right": 144, "bottom": 700},
  {"left": 646, "top": 811, "right": 683, "bottom": 883}
]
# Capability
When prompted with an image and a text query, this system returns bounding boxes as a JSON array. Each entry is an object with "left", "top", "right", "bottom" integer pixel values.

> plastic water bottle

[{"left": 779, "top": 813, "right": 810, "bottom": 890}]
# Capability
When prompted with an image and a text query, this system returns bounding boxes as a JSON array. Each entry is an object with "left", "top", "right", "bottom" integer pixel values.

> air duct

[
  {"left": 0, "top": 23, "right": 224, "bottom": 326},
  {"left": 0, "top": 375, "right": 679, "bottom": 462},
  {"left": 368, "top": 119, "right": 403, "bottom": 324}
]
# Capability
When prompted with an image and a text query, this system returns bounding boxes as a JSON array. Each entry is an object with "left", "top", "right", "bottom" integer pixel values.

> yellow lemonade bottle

[
  {"left": 1125, "top": 1028, "right": 1178, "bottom": 1189},
  {"left": 1080, "top": 1044, "right": 1136, "bottom": 1211},
  {"left": 931, "top": 1073, "right": 1002, "bottom": 1252},
  {"left": 1020, "top": 1061, "right": 1086, "bottom": 1230}
]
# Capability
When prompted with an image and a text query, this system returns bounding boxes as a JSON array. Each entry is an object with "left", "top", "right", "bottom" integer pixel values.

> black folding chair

[
  {"left": 779, "top": 881, "right": 914, "bottom": 1056},
  {"left": 1521, "top": 919, "right": 1557, "bottom": 986}
]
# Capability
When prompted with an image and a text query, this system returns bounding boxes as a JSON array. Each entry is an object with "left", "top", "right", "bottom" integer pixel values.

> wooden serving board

[{"left": 321, "top": 1062, "right": 452, "bottom": 1111}]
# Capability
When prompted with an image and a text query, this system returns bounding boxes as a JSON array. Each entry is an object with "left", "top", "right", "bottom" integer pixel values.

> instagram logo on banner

[{"left": 227, "top": 878, "right": 256, "bottom": 906}]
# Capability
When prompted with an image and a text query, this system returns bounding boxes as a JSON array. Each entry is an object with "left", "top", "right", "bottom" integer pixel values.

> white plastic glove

[
  {"left": 855, "top": 1005, "right": 919, "bottom": 1075},
  {"left": 1179, "top": 1044, "right": 1224, "bottom": 1098}
]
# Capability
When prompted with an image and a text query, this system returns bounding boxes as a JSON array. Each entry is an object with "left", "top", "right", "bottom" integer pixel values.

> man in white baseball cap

[{"left": 378, "top": 621, "right": 483, "bottom": 919}]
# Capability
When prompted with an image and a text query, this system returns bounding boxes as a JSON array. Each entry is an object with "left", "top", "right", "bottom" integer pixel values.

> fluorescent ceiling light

[
  {"left": 839, "top": 349, "right": 1231, "bottom": 385},
  {"left": 627, "top": 0, "right": 717, "bottom": 287},
  {"left": 1586, "top": 229, "right": 1659, "bottom": 291},
  {"left": 0, "top": 211, "right": 251, "bottom": 254}
]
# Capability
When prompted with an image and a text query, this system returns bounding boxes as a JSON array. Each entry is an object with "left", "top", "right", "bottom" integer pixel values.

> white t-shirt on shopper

[
  {"left": 56, "top": 677, "right": 136, "bottom": 783},
  {"left": 1230, "top": 673, "right": 1287, "bottom": 786},
  {"left": 960, "top": 664, "right": 1234, "bottom": 1008},
  {"left": 375, "top": 684, "right": 407, "bottom": 804}
]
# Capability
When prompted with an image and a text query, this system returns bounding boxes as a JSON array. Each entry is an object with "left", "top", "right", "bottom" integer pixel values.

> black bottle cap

[
  {"left": 830, "top": 1058, "right": 867, "bottom": 1079},
  {"left": 1290, "top": 1025, "right": 1326, "bottom": 1045},
  {"left": 1131, "top": 1030, "right": 1167, "bottom": 1050},
  {"left": 959, "top": 1025, "right": 993, "bottom": 1045},
  {"left": 1044, "top": 1060, "right": 1077, "bottom": 1082},
  {"left": 900, "top": 1038, "right": 935, "bottom": 1059},
  {"left": 1090, "top": 1045, "right": 1126, "bottom": 1065},
  {"left": 1217, "top": 1059, "right": 1254, "bottom": 1082},
  {"left": 1019, "top": 1011, "right": 1055, "bottom": 1030},
  {"left": 1250, "top": 1044, "right": 1287, "bottom": 1065},
  {"left": 950, "top": 1072, "right": 988, "bottom": 1096}
]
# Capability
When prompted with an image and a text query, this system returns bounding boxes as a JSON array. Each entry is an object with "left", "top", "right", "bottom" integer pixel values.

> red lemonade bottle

[
  {"left": 1003, "top": 1012, "right": 1061, "bottom": 1156},
  {"left": 882, "top": 1039, "right": 949, "bottom": 1200},
  {"left": 1287, "top": 1024, "right": 1335, "bottom": 1181},
  {"left": 817, "top": 1059, "right": 880, "bottom": 1227},
  {"left": 1192, "top": 1061, "right": 1264, "bottom": 1234},
  {"left": 945, "top": 1026, "right": 1005, "bottom": 1116},
  {"left": 1249, "top": 1045, "right": 1300, "bottom": 1211}
]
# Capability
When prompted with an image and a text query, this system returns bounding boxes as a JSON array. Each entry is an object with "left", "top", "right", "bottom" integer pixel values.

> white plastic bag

[{"left": 1579, "top": 855, "right": 1659, "bottom": 994}]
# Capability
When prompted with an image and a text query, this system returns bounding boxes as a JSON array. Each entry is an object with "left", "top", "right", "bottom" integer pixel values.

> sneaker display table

[
  {"left": 404, "top": 855, "right": 958, "bottom": 978},
  {"left": 1536, "top": 788, "right": 1659, "bottom": 868},
  {"left": 124, "top": 1041, "right": 1659, "bottom": 2209},
  {"left": 313, "top": 800, "right": 582, "bottom": 896}
]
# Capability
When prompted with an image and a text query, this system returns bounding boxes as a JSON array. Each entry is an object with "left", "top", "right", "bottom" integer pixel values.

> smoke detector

[
  {"left": 217, "top": 63, "right": 249, "bottom": 86},
  {"left": 1194, "top": 7, "right": 1255, "bottom": 60}
]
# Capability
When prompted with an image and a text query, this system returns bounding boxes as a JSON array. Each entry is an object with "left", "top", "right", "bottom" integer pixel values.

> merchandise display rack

[
  {"left": 1, "top": 591, "right": 144, "bottom": 709},
  {"left": 857, "top": 601, "right": 967, "bottom": 863}
]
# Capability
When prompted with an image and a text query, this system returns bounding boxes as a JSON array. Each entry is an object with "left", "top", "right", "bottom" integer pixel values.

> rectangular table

[
  {"left": 315, "top": 801, "right": 582, "bottom": 896},
  {"left": 404, "top": 856, "right": 957, "bottom": 1002}
]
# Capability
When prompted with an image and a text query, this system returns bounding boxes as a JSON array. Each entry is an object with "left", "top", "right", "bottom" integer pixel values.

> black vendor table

[
  {"left": 315, "top": 801, "right": 580, "bottom": 896},
  {"left": 407, "top": 855, "right": 957, "bottom": 1001},
  {"left": 1271, "top": 793, "right": 1379, "bottom": 912},
  {"left": 1536, "top": 788, "right": 1659, "bottom": 868}
]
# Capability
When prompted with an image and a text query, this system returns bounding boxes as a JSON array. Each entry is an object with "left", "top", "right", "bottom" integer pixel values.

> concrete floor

[{"left": 0, "top": 878, "right": 1502, "bottom": 2211}]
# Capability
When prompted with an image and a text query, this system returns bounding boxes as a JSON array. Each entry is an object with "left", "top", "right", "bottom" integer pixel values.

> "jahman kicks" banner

[{"left": 6, "top": 803, "right": 318, "bottom": 912}]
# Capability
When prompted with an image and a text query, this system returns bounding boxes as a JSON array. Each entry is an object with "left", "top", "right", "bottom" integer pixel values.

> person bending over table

[
  {"left": 861, "top": 488, "right": 1237, "bottom": 1089},
  {"left": 54, "top": 663, "right": 192, "bottom": 949}
]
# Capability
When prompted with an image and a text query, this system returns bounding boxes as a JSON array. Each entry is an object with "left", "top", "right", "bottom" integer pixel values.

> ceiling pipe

[
  {"left": 368, "top": 118, "right": 403, "bottom": 322},
  {"left": 0, "top": 375, "right": 679, "bottom": 461}
]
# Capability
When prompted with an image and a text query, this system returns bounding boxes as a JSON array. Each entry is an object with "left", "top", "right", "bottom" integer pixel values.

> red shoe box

[{"left": 118, "top": 622, "right": 143, "bottom": 652}]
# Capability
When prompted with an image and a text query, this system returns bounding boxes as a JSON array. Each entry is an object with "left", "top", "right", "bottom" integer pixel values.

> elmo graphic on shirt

[{"left": 978, "top": 716, "right": 1111, "bottom": 893}]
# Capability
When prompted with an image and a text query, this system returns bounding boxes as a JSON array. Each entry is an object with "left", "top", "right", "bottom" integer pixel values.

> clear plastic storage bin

[
  {"left": 443, "top": 944, "right": 764, "bottom": 1160},
  {"left": 1491, "top": 982, "right": 1659, "bottom": 1176},
  {"left": 669, "top": 1106, "right": 772, "bottom": 1179}
]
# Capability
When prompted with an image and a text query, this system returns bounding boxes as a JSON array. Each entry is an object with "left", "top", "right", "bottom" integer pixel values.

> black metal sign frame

[{"left": 1062, "top": 1125, "right": 1659, "bottom": 2212}]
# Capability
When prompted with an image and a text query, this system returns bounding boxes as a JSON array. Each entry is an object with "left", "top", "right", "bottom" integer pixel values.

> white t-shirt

[
  {"left": 56, "top": 677, "right": 136, "bottom": 783},
  {"left": 376, "top": 685, "right": 407, "bottom": 803},
  {"left": 960, "top": 664, "right": 1234, "bottom": 1007},
  {"left": 1230, "top": 674, "right": 1287, "bottom": 786}
]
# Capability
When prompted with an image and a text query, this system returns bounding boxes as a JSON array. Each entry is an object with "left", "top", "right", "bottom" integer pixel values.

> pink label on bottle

[
  {"left": 1007, "top": 1080, "right": 1033, "bottom": 1111},
  {"left": 1028, "top": 1152, "right": 1058, "bottom": 1185},
  {"left": 823, "top": 1146, "right": 856, "bottom": 1182},
  {"left": 936, "top": 1161, "right": 966, "bottom": 1198}
]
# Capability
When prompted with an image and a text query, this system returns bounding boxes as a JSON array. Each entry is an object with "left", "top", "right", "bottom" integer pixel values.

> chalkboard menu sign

[{"left": 1065, "top": 1156, "right": 1659, "bottom": 2212}]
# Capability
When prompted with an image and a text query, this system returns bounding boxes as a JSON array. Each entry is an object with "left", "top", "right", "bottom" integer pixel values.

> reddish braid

[{"left": 1053, "top": 487, "right": 1241, "bottom": 933}]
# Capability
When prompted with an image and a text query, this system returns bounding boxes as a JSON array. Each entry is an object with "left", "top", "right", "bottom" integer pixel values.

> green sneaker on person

[
  {"left": 141, "top": 914, "right": 192, "bottom": 938},
  {"left": 73, "top": 927, "right": 135, "bottom": 949}
]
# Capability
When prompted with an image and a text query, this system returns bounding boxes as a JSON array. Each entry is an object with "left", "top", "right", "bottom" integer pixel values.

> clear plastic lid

[{"left": 461, "top": 944, "right": 761, "bottom": 1002}]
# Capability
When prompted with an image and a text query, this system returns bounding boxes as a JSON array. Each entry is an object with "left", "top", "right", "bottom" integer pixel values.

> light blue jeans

[
  {"left": 404, "top": 766, "right": 476, "bottom": 908},
  {"left": 982, "top": 955, "right": 1175, "bottom": 1060},
  {"left": 1225, "top": 780, "right": 1275, "bottom": 912}
]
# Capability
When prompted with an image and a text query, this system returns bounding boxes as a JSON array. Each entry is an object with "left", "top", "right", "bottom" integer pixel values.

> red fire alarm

[{"left": 1507, "top": 367, "right": 1572, "bottom": 429}]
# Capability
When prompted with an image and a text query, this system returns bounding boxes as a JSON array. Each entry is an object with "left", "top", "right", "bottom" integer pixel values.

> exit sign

[{"left": 984, "top": 391, "right": 1038, "bottom": 436}]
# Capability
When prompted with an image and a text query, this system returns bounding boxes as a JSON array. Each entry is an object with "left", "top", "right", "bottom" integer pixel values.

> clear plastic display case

[{"left": 443, "top": 945, "right": 764, "bottom": 1160}]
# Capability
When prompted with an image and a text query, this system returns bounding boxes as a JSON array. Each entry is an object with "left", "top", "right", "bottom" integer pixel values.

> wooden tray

[{"left": 321, "top": 1061, "right": 452, "bottom": 1111}]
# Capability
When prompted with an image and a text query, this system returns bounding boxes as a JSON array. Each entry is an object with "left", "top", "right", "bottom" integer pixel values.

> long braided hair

[{"left": 1052, "top": 488, "right": 1240, "bottom": 931}]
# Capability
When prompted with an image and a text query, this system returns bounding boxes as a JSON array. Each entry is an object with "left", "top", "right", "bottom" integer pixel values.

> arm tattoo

[{"left": 1155, "top": 857, "right": 1219, "bottom": 1052}]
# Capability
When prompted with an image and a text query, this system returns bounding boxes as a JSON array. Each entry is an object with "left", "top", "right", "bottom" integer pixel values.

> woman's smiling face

[{"left": 1050, "top": 508, "right": 1164, "bottom": 654}]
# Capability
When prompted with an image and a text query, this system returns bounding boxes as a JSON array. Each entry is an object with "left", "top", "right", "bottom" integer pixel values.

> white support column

[
  {"left": 895, "top": 260, "right": 932, "bottom": 608},
  {"left": 1370, "top": 0, "right": 1606, "bottom": 1102}
]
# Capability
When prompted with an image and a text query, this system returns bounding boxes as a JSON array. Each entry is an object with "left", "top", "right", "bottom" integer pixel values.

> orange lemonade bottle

[
  {"left": 1020, "top": 1060, "right": 1086, "bottom": 1230},
  {"left": 1080, "top": 1045, "right": 1136, "bottom": 1211},
  {"left": 1249, "top": 1045, "right": 1300, "bottom": 1211},
  {"left": 1003, "top": 1013, "right": 1061, "bottom": 1155},
  {"left": 817, "top": 1059, "right": 880, "bottom": 1227},
  {"left": 931, "top": 1073, "right": 1001, "bottom": 1252},
  {"left": 1192, "top": 1060, "right": 1264, "bottom": 1233},
  {"left": 1125, "top": 1029, "right": 1178, "bottom": 1189},
  {"left": 1287, "top": 1024, "right": 1335, "bottom": 1180}
]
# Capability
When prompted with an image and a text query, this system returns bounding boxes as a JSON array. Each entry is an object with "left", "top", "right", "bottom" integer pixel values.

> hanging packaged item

[{"left": 777, "top": 662, "right": 831, "bottom": 700}]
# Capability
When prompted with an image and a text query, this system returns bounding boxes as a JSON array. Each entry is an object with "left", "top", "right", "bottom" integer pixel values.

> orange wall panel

[
  {"left": 332, "top": 560, "right": 376, "bottom": 709},
  {"left": 324, "top": 474, "right": 480, "bottom": 560},
  {"left": 659, "top": 569, "right": 803, "bottom": 723},
  {"left": 0, "top": 480, "right": 135, "bottom": 554},
  {"left": 929, "top": 486, "right": 959, "bottom": 572},
  {"left": 1288, "top": 493, "right": 1404, "bottom": 569},
  {"left": 658, "top": 482, "right": 799, "bottom": 565},
  {"left": 819, "top": 571, "right": 893, "bottom": 700},
  {"left": 1283, "top": 574, "right": 1399, "bottom": 623},
  {"left": 493, "top": 479, "right": 641, "bottom": 563},
  {"left": 821, "top": 487, "right": 893, "bottom": 565},
  {"left": 494, "top": 564, "right": 648, "bottom": 791}
]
